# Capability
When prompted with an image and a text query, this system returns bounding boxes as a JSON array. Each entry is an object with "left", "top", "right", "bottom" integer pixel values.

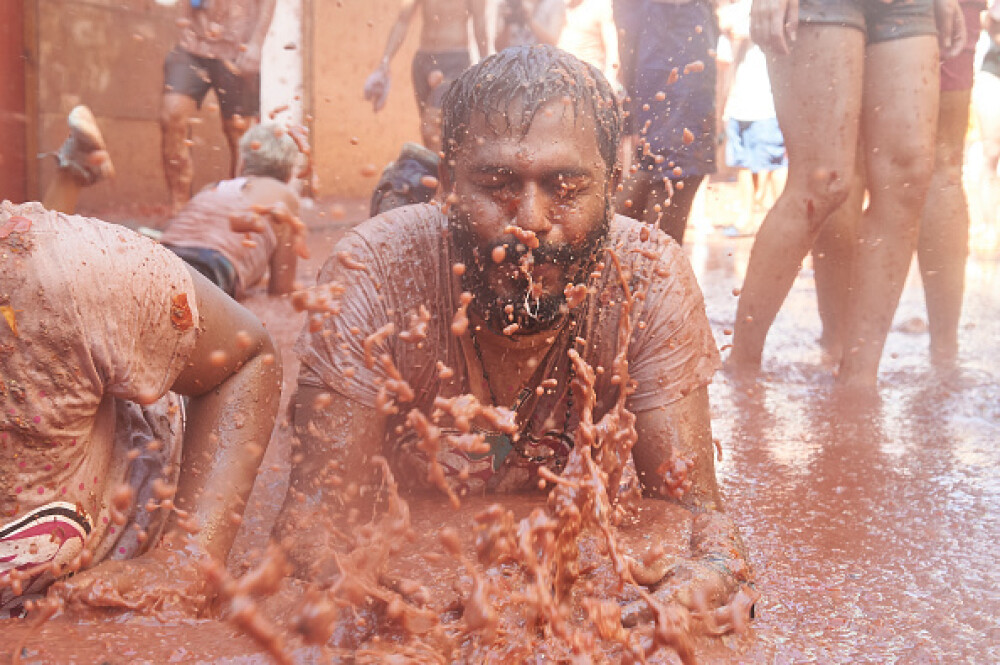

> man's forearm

[
  {"left": 689, "top": 509, "right": 753, "bottom": 585},
  {"left": 380, "top": 19, "right": 412, "bottom": 68},
  {"left": 169, "top": 347, "right": 281, "bottom": 561}
]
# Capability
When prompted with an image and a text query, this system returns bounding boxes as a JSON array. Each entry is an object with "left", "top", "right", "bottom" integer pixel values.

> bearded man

[{"left": 275, "top": 46, "right": 751, "bottom": 623}]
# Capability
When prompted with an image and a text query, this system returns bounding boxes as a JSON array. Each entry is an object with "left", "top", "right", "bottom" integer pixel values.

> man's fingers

[
  {"left": 786, "top": 0, "right": 798, "bottom": 45},
  {"left": 620, "top": 598, "right": 653, "bottom": 627}
]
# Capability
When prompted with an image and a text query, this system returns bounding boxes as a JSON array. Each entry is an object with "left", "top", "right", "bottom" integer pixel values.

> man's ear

[
  {"left": 607, "top": 161, "right": 623, "bottom": 210},
  {"left": 438, "top": 154, "right": 453, "bottom": 194}
]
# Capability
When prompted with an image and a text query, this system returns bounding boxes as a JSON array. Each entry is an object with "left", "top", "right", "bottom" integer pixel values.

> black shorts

[
  {"left": 411, "top": 50, "right": 471, "bottom": 112},
  {"left": 162, "top": 244, "right": 237, "bottom": 297},
  {"left": 163, "top": 46, "right": 261, "bottom": 118}
]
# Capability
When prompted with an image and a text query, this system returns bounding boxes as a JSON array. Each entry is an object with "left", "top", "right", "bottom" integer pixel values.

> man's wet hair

[
  {"left": 239, "top": 124, "right": 299, "bottom": 182},
  {"left": 441, "top": 45, "right": 622, "bottom": 173}
]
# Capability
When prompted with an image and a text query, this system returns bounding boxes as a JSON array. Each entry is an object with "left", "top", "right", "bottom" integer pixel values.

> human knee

[
  {"left": 871, "top": 149, "right": 935, "bottom": 202},
  {"left": 788, "top": 166, "right": 854, "bottom": 222},
  {"left": 160, "top": 96, "right": 191, "bottom": 131}
]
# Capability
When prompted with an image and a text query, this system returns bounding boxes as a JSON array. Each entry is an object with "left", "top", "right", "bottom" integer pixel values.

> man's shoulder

[
  {"left": 349, "top": 203, "right": 447, "bottom": 246},
  {"left": 609, "top": 214, "right": 683, "bottom": 258},
  {"left": 329, "top": 203, "right": 448, "bottom": 274}
]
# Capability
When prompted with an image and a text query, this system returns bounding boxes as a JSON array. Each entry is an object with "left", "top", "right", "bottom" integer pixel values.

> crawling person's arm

[
  {"left": 260, "top": 185, "right": 304, "bottom": 296},
  {"left": 625, "top": 386, "right": 755, "bottom": 628},
  {"left": 271, "top": 387, "right": 387, "bottom": 581},
  {"left": 54, "top": 268, "right": 281, "bottom": 614}
]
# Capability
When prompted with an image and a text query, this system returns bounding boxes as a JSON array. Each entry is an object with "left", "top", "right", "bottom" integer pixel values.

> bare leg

[
  {"left": 222, "top": 114, "right": 254, "bottom": 178},
  {"left": 731, "top": 26, "right": 864, "bottom": 369},
  {"left": 837, "top": 35, "right": 939, "bottom": 388},
  {"left": 918, "top": 88, "right": 972, "bottom": 365},
  {"left": 616, "top": 167, "right": 653, "bottom": 222},
  {"left": 41, "top": 170, "right": 83, "bottom": 214},
  {"left": 813, "top": 160, "right": 864, "bottom": 365},
  {"left": 419, "top": 106, "right": 443, "bottom": 153},
  {"left": 161, "top": 92, "right": 198, "bottom": 213},
  {"left": 42, "top": 105, "right": 113, "bottom": 215},
  {"left": 974, "top": 73, "right": 1000, "bottom": 231},
  {"left": 647, "top": 175, "right": 704, "bottom": 245},
  {"left": 736, "top": 169, "right": 755, "bottom": 231}
]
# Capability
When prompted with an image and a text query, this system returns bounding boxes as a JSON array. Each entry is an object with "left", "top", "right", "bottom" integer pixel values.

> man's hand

[
  {"left": 621, "top": 556, "right": 756, "bottom": 633},
  {"left": 235, "top": 42, "right": 264, "bottom": 75},
  {"left": 363, "top": 67, "right": 391, "bottom": 113},
  {"left": 50, "top": 547, "right": 212, "bottom": 617},
  {"left": 751, "top": 0, "right": 799, "bottom": 56},
  {"left": 934, "top": 0, "right": 966, "bottom": 60}
]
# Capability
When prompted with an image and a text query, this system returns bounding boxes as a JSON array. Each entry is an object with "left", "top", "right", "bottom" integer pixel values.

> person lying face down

[
  {"left": 0, "top": 202, "right": 281, "bottom": 618},
  {"left": 275, "top": 45, "right": 752, "bottom": 627},
  {"left": 159, "top": 123, "right": 307, "bottom": 299}
]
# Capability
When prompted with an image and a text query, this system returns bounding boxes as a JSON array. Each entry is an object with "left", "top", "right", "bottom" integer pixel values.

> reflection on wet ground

[{"left": 3, "top": 190, "right": 999, "bottom": 662}]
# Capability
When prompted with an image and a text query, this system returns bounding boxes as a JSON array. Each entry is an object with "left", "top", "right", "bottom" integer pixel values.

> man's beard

[{"left": 449, "top": 207, "right": 610, "bottom": 337}]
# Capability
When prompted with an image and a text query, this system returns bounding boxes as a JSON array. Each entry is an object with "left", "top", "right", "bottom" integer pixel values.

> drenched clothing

[
  {"left": 617, "top": 0, "right": 718, "bottom": 179},
  {"left": 370, "top": 143, "right": 441, "bottom": 216},
  {"left": 162, "top": 245, "right": 238, "bottom": 297},
  {"left": 940, "top": 1, "right": 987, "bottom": 92},
  {"left": 177, "top": 0, "right": 263, "bottom": 63},
  {"left": 163, "top": 46, "right": 261, "bottom": 118},
  {"left": 159, "top": 177, "right": 278, "bottom": 299},
  {"left": 0, "top": 202, "right": 199, "bottom": 617},
  {"left": 411, "top": 50, "right": 472, "bottom": 111},
  {"left": 796, "top": 0, "right": 937, "bottom": 43},
  {"left": 296, "top": 204, "right": 720, "bottom": 495}
]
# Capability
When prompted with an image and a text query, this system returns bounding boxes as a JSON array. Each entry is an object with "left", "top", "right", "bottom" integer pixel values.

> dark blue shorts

[
  {"left": 725, "top": 118, "right": 787, "bottom": 173},
  {"left": 619, "top": 0, "right": 718, "bottom": 179},
  {"left": 162, "top": 244, "right": 237, "bottom": 297}
]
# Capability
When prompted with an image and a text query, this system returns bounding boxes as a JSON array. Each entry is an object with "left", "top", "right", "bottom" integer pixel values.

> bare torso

[{"left": 418, "top": 0, "right": 473, "bottom": 51}]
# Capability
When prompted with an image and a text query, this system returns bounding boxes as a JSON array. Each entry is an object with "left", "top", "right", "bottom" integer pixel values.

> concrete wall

[
  {"left": 26, "top": 0, "right": 446, "bottom": 207},
  {"left": 310, "top": 0, "right": 426, "bottom": 198},
  {"left": 30, "top": 0, "right": 231, "bottom": 213}
]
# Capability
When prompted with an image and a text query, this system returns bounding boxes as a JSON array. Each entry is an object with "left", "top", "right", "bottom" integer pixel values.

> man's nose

[{"left": 515, "top": 182, "right": 553, "bottom": 234}]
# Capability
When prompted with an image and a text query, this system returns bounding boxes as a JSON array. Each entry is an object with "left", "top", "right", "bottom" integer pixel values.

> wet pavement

[{"left": 3, "top": 186, "right": 999, "bottom": 663}]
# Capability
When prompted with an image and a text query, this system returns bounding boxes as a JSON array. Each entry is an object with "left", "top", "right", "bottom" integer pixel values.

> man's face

[{"left": 443, "top": 100, "right": 613, "bottom": 337}]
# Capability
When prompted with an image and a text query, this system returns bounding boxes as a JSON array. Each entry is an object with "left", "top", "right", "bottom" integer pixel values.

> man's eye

[
  {"left": 479, "top": 177, "right": 514, "bottom": 192},
  {"left": 555, "top": 181, "right": 582, "bottom": 198}
]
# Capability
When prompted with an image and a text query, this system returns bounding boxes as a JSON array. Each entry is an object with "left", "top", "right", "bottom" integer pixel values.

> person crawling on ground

[
  {"left": 0, "top": 196, "right": 281, "bottom": 618},
  {"left": 40, "top": 113, "right": 306, "bottom": 300},
  {"left": 157, "top": 123, "right": 305, "bottom": 299},
  {"left": 274, "top": 46, "right": 753, "bottom": 627}
]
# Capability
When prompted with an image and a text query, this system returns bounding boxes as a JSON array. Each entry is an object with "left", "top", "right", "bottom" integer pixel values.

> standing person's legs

[
  {"left": 837, "top": 35, "right": 939, "bottom": 387},
  {"left": 161, "top": 91, "right": 198, "bottom": 212},
  {"left": 649, "top": 175, "right": 704, "bottom": 244},
  {"left": 161, "top": 48, "right": 211, "bottom": 213},
  {"left": 616, "top": 165, "right": 653, "bottom": 222},
  {"left": 731, "top": 25, "right": 864, "bottom": 369},
  {"left": 974, "top": 72, "right": 1000, "bottom": 230},
  {"left": 917, "top": 88, "right": 972, "bottom": 365},
  {"left": 812, "top": 164, "right": 864, "bottom": 365},
  {"left": 212, "top": 59, "right": 262, "bottom": 179}
]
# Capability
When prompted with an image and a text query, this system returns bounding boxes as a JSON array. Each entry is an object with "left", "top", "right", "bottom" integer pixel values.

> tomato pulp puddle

[{"left": 4, "top": 205, "right": 1000, "bottom": 663}]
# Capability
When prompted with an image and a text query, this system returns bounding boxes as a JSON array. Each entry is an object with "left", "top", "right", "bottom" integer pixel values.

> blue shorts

[
  {"left": 725, "top": 118, "right": 787, "bottom": 173},
  {"left": 619, "top": 0, "right": 718, "bottom": 179}
]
